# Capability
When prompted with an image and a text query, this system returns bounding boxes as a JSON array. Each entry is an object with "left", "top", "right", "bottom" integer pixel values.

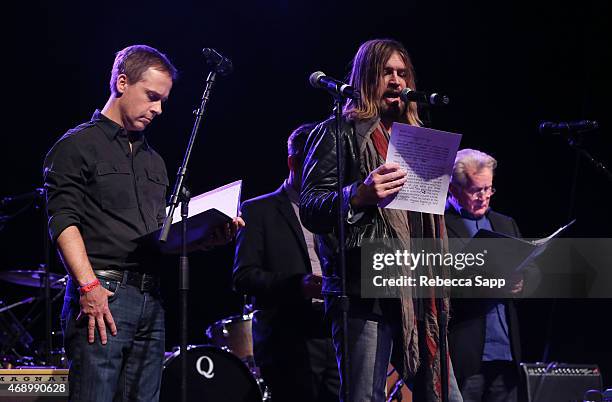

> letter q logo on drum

[{"left": 196, "top": 355, "right": 215, "bottom": 379}]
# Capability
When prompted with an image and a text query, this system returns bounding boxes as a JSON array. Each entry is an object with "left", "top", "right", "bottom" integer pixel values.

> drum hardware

[
  {"left": 242, "top": 294, "right": 254, "bottom": 316},
  {"left": 203, "top": 313, "right": 273, "bottom": 400},
  {"left": 206, "top": 314, "right": 254, "bottom": 363},
  {"left": 0, "top": 298, "right": 35, "bottom": 356},
  {"left": 42, "top": 329, "right": 67, "bottom": 368},
  {"left": 387, "top": 377, "right": 405, "bottom": 402},
  {"left": 1, "top": 354, "right": 37, "bottom": 369},
  {"left": 35, "top": 330, "right": 66, "bottom": 368},
  {"left": 0, "top": 296, "right": 37, "bottom": 314},
  {"left": 0, "top": 270, "right": 66, "bottom": 369},
  {"left": 255, "top": 376, "right": 271, "bottom": 402},
  {"left": 386, "top": 364, "right": 412, "bottom": 401},
  {"left": 44, "top": 348, "right": 67, "bottom": 369},
  {"left": 1, "top": 355, "right": 37, "bottom": 369},
  {"left": 0, "top": 355, "right": 14, "bottom": 369},
  {"left": 1, "top": 298, "right": 67, "bottom": 369},
  {"left": 0, "top": 188, "right": 46, "bottom": 232},
  {"left": 1, "top": 187, "right": 57, "bottom": 365},
  {"left": 0, "top": 270, "right": 66, "bottom": 290}
]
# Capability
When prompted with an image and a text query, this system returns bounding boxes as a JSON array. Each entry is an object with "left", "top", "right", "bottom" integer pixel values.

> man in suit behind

[
  {"left": 446, "top": 148, "right": 523, "bottom": 402},
  {"left": 233, "top": 123, "right": 339, "bottom": 402}
]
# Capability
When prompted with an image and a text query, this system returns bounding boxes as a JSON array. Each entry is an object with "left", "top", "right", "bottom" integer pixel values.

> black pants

[
  {"left": 259, "top": 337, "right": 339, "bottom": 402},
  {"left": 461, "top": 361, "right": 518, "bottom": 402}
]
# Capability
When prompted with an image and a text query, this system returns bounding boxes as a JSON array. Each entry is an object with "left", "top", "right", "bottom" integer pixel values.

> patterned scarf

[{"left": 365, "top": 122, "right": 451, "bottom": 401}]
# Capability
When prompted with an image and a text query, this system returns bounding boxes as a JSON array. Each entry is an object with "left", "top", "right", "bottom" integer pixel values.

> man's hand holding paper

[
  {"left": 350, "top": 162, "right": 408, "bottom": 209},
  {"left": 383, "top": 123, "right": 462, "bottom": 214},
  {"left": 194, "top": 216, "right": 245, "bottom": 251}
]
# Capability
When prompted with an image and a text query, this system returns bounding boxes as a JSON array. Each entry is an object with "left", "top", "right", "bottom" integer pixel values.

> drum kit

[
  {"left": 161, "top": 314, "right": 271, "bottom": 402},
  {"left": 162, "top": 314, "right": 411, "bottom": 402},
  {"left": 1, "top": 188, "right": 68, "bottom": 369},
  {"left": 0, "top": 268, "right": 68, "bottom": 369},
  {"left": 1, "top": 269, "right": 270, "bottom": 401}
]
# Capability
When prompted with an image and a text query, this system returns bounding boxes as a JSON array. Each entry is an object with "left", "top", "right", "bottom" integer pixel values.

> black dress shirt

[{"left": 43, "top": 110, "right": 169, "bottom": 272}]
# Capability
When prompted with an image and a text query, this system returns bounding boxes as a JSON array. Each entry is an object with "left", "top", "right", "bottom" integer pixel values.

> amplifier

[
  {"left": 0, "top": 368, "right": 68, "bottom": 401},
  {"left": 521, "top": 363, "right": 602, "bottom": 402}
]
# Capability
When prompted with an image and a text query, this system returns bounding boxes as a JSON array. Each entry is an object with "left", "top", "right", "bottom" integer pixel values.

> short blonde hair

[{"left": 110, "top": 45, "right": 177, "bottom": 96}]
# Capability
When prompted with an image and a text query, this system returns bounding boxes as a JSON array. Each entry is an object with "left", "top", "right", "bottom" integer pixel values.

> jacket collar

[
  {"left": 273, "top": 185, "right": 310, "bottom": 265},
  {"left": 354, "top": 117, "right": 380, "bottom": 155}
]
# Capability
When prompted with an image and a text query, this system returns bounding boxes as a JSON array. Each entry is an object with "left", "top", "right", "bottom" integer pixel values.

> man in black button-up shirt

[
  {"left": 45, "top": 109, "right": 169, "bottom": 272},
  {"left": 43, "top": 45, "right": 177, "bottom": 402}
]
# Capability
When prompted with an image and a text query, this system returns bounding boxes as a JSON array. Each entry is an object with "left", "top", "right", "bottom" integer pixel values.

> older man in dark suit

[
  {"left": 446, "top": 148, "right": 523, "bottom": 402},
  {"left": 233, "top": 123, "right": 339, "bottom": 402}
]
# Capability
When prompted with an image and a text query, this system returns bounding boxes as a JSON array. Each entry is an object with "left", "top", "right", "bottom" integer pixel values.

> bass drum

[{"left": 160, "top": 345, "right": 267, "bottom": 402}]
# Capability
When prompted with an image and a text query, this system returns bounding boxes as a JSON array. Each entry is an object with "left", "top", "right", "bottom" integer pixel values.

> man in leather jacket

[{"left": 300, "top": 38, "right": 461, "bottom": 402}]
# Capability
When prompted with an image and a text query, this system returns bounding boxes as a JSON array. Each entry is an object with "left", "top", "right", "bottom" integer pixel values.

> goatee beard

[{"left": 380, "top": 103, "right": 407, "bottom": 123}]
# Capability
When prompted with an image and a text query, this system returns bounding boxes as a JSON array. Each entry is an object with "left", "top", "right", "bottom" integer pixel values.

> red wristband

[{"left": 79, "top": 278, "right": 100, "bottom": 295}]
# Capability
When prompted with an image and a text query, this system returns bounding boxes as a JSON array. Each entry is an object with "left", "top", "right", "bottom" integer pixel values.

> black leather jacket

[{"left": 300, "top": 116, "right": 394, "bottom": 297}]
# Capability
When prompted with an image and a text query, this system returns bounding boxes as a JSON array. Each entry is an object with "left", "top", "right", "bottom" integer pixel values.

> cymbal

[{"left": 0, "top": 270, "right": 65, "bottom": 289}]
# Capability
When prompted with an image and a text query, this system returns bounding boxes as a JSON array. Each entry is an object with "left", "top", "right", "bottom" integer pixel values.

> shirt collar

[
  {"left": 91, "top": 109, "right": 149, "bottom": 150},
  {"left": 92, "top": 109, "right": 123, "bottom": 140},
  {"left": 446, "top": 196, "right": 489, "bottom": 221},
  {"left": 282, "top": 179, "right": 300, "bottom": 204}
]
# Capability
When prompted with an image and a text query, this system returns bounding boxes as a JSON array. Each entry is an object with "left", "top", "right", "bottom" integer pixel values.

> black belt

[{"left": 94, "top": 269, "right": 159, "bottom": 292}]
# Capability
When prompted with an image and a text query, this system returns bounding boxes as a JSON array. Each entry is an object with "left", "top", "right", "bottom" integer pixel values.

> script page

[
  {"left": 168, "top": 179, "right": 242, "bottom": 222},
  {"left": 384, "top": 123, "right": 461, "bottom": 214}
]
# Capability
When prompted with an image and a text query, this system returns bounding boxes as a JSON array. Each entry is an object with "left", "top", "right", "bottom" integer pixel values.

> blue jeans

[
  {"left": 61, "top": 275, "right": 165, "bottom": 402},
  {"left": 331, "top": 315, "right": 463, "bottom": 402}
]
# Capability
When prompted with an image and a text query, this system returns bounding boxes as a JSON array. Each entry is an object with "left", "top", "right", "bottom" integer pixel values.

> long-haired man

[{"left": 300, "top": 38, "right": 462, "bottom": 402}]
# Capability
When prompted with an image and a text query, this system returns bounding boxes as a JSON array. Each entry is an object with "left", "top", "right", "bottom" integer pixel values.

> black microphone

[
  {"left": 400, "top": 88, "right": 450, "bottom": 105},
  {"left": 201, "top": 48, "right": 233, "bottom": 75},
  {"left": 539, "top": 120, "right": 599, "bottom": 135},
  {"left": 309, "top": 71, "right": 359, "bottom": 100}
]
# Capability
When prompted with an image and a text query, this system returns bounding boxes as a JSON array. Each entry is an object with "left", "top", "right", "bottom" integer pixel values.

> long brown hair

[{"left": 343, "top": 39, "right": 420, "bottom": 126}]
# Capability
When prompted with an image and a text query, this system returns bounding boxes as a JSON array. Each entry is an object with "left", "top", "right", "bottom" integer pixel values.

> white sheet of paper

[
  {"left": 168, "top": 180, "right": 242, "bottom": 221},
  {"left": 384, "top": 123, "right": 461, "bottom": 214}
]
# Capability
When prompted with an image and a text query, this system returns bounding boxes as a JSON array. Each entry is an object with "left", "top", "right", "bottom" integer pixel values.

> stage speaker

[{"left": 521, "top": 363, "right": 602, "bottom": 402}]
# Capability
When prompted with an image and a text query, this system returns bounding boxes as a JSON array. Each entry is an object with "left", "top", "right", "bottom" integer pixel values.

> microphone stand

[
  {"left": 417, "top": 105, "right": 449, "bottom": 402},
  {"left": 158, "top": 66, "right": 222, "bottom": 402},
  {"left": 541, "top": 126, "right": 610, "bottom": 363},
  {"left": 407, "top": 101, "right": 449, "bottom": 401},
  {"left": 567, "top": 135, "right": 612, "bottom": 186},
  {"left": 40, "top": 188, "right": 52, "bottom": 366},
  {"left": 437, "top": 296, "right": 449, "bottom": 402},
  {"left": 327, "top": 93, "right": 350, "bottom": 402}
]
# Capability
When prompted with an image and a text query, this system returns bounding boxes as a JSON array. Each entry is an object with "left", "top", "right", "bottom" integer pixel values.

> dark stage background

[{"left": 2, "top": 0, "right": 610, "bottom": 386}]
